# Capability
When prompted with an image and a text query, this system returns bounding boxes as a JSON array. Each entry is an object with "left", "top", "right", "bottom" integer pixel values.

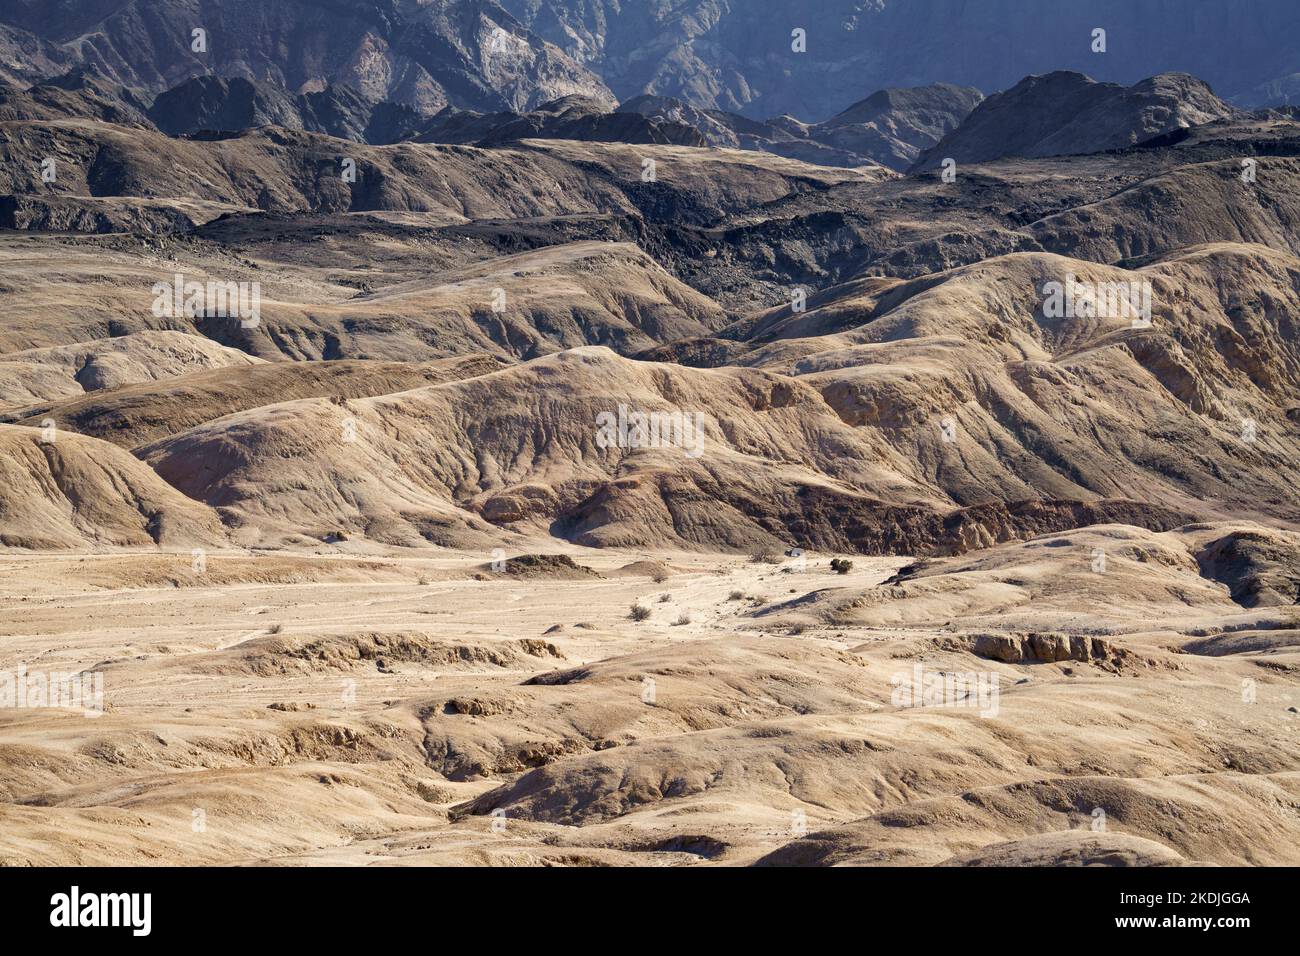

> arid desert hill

[
  {"left": 4, "top": 235, "right": 1295, "bottom": 554},
  {"left": 0, "top": 61, "right": 1298, "bottom": 868}
]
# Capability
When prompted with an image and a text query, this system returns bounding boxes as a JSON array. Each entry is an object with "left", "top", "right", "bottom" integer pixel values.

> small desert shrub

[
  {"left": 630, "top": 604, "right": 651, "bottom": 622},
  {"left": 830, "top": 558, "right": 853, "bottom": 575},
  {"left": 673, "top": 613, "right": 692, "bottom": 626},
  {"left": 268, "top": 623, "right": 284, "bottom": 635},
  {"left": 658, "top": 593, "right": 672, "bottom": 603},
  {"left": 749, "top": 551, "right": 780, "bottom": 564},
  {"left": 728, "top": 590, "right": 744, "bottom": 601},
  {"left": 651, "top": 570, "right": 670, "bottom": 584},
  {"left": 749, "top": 595, "right": 768, "bottom": 605}
]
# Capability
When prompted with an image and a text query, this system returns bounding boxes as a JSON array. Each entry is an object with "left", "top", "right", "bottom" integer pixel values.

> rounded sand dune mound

[
  {"left": 316, "top": 241, "right": 730, "bottom": 361},
  {"left": 785, "top": 244, "right": 1300, "bottom": 521},
  {"left": 1195, "top": 527, "right": 1300, "bottom": 608},
  {"left": 482, "top": 554, "right": 601, "bottom": 579},
  {"left": 943, "top": 830, "right": 1188, "bottom": 867},
  {"left": 757, "top": 770, "right": 1300, "bottom": 867},
  {"left": 820, "top": 524, "right": 1244, "bottom": 634},
  {"left": 6, "top": 355, "right": 505, "bottom": 449},
  {"left": 0, "top": 330, "right": 262, "bottom": 409},
  {"left": 1181, "top": 629, "right": 1300, "bottom": 657},
  {"left": 158, "top": 241, "right": 736, "bottom": 363},
  {"left": 0, "top": 425, "right": 225, "bottom": 550}
]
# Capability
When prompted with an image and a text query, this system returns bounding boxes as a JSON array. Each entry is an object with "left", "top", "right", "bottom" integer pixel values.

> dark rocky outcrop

[
  {"left": 912, "top": 72, "right": 1236, "bottom": 170},
  {"left": 415, "top": 95, "right": 706, "bottom": 147}
]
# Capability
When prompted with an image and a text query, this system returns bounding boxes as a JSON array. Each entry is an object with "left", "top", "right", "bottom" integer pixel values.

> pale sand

[{"left": 2, "top": 532, "right": 1296, "bottom": 866}]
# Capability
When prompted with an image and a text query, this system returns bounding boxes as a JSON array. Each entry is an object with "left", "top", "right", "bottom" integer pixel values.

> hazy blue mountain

[
  {"left": 148, "top": 75, "right": 426, "bottom": 144},
  {"left": 0, "top": 0, "right": 615, "bottom": 114},
  {"left": 619, "top": 84, "right": 982, "bottom": 171},
  {"left": 912, "top": 71, "right": 1236, "bottom": 170},
  {"left": 2, "top": 0, "right": 1291, "bottom": 166},
  {"left": 501, "top": 0, "right": 1300, "bottom": 120}
]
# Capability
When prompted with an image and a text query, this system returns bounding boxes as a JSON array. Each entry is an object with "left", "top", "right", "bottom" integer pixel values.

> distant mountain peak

[{"left": 912, "top": 70, "right": 1237, "bottom": 170}]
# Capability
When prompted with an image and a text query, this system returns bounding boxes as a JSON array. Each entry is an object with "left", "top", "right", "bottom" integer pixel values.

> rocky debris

[
  {"left": 434, "top": 737, "right": 586, "bottom": 780},
  {"left": 443, "top": 696, "right": 510, "bottom": 717},
  {"left": 187, "top": 633, "right": 564, "bottom": 676},
  {"left": 964, "top": 632, "right": 1133, "bottom": 670},
  {"left": 482, "top": 554, "right": 601, "bottom": 579}
]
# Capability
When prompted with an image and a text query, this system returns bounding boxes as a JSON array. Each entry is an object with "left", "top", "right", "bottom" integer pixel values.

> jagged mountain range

[
  {"left": 618, "top": 84, "right": 984, "bottom": 171},
  {"left": 4, "top": 0, "right": 1287, "bottom": 172},
  {"left": 4, "top": 1, "right": 1297, "bottom": 138},
  {"left": 0, "top": 63, "right": 980, "bottom": 169},
  {"left": 2, "top": 62, "right": 1258, "bottom": 177}
]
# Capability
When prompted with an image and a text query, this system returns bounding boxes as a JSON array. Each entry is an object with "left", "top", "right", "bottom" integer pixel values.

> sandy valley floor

[{"left": 2, "top": 528, "right": 1298, "bottom": 867}]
